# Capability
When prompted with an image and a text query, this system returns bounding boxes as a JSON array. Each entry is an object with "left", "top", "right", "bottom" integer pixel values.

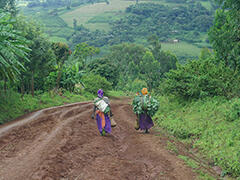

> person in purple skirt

[
  {"left": 137, "top": 88, "right": 154, "bottom": 133},
  {"left": 91, "top": 89, "right": 112, "bottom": 136}
]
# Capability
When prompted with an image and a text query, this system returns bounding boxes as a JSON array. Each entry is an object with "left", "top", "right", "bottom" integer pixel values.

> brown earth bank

[{"left": 0, "top": 97, "right": 219, "bottom": 180}]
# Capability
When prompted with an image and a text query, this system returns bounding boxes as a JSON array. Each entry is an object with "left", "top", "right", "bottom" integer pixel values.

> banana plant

[{"left": 0, "top": 10, "right": 30, "bottom": 82}]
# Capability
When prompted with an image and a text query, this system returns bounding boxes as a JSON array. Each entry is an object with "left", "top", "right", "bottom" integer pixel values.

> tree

[
  {"left": 0, "top": 11, "right": 30, "bottom": 85},
  {"left": 87, "top": 57, "right": 119, "bottom": 87},
  {"left": 15, "top": 17, "right": 56, "bottom": 96},
  {"left": 209, "top": 0, "right": 240, "bottom": 70},
  {"left": 139, "top": 51, "right": 161, "bottom": 90},
  {"left": 52, "top": 42, "right": 71, "bottom": 91},
  {"left": 0, "top": 0, "right": 17, "bottom": 15},
  {"left": 148, "top": 35, "right": 177, "bottom": 75},
  {"left": 73, "top": 43, "right": 100, "bottom": 69}
]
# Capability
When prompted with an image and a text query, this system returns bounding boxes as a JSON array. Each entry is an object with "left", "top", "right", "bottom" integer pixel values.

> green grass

[
  {"left": 178, "top": 155, "right": 199, "bottom": 169},
  {"left": 161, "top": 41, "right": 202, "bottom": 60},
  {"left": 60, "top": 0, "right": 135, "bottom": 29},
  {"left": 20, "top": 6, "right": 74, "bottom": 41},
  {"left": 60, "top": 0, "right": 177, "bottom": 30},
  {"left": 154, "top": 95, "right": 240, "bottom": 177},
  {"left": 48, "top": 36, "right": 69, "bottom": 43},
  {"left": 107, "top": 90, "right": 128, "bottom": 97},
  {"left": 0, "top": 90, "right": 92, "bottom": 125},
  {"left": 200, "top": 1, "right": 212, "bottom": 10}
]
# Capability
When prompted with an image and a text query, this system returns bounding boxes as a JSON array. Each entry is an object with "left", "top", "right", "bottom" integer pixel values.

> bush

[
  {"left": 125, "top": 78, "right": 147, "bottom": 92},
  {"left": 82, "top": 73, "right": 112, "bottom": 95},
  {"left": 162, "top": 58, "right": 240, "bottom": 99}
]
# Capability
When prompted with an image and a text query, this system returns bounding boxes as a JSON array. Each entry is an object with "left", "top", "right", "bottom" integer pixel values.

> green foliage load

[{"left": 132, "top": 95, "right": 159, "bottom": 117}]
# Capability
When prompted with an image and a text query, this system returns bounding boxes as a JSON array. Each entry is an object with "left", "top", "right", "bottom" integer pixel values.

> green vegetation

[
  {"left": 19, "top": 0, "right": 215, "bottom": 60},
  {"left": 60, "top": 0, "right": 134, "bottom": 28},
  {"left": 0, "top": 90, "right": 93, "bottom": 124},
  {"left": 161, "top": 42, "right": 202, "bottom": 62},
  {"left": 154, "top": 95, "right": 240, "bottom": 177},
  {"left": 0, "top": 11, "right": 30, "bottom": 82},
  {"left": 1, "top": 0, "right": 240, "bottom": 178}
]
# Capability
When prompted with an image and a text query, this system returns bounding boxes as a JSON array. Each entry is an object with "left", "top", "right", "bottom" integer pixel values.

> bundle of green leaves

[{"left": 132, "top": 95, "right": 159, "bottom": 117}]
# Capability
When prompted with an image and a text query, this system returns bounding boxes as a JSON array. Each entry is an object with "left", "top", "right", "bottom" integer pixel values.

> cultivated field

[
  {"left": 60, "top": 0, "right": 181, "bottom": 31},
  {"left": 161, "top": 42, "right": 202, "bottom": 60}
]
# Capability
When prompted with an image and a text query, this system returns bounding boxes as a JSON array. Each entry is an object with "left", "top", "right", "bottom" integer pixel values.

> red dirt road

[{"left": 0, "top": 98, "right": 198, "bottom": 180}]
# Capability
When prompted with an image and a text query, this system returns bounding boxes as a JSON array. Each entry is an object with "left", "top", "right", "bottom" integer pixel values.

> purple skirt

[
  {"left": 96, "top": 113, "right": 111, "bottom": 134},
  {"left": 139, "top": 113, "right": 154, "bottom": 130}
]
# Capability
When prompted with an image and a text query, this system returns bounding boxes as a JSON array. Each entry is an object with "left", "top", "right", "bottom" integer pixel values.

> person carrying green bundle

[{"left": 132, "top": 88, "right": 159, "bottom": 133}]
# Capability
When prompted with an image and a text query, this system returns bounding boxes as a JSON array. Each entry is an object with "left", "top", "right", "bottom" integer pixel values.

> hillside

[{"left": 19, "top": 0, "right": 216, "bottom": 61}]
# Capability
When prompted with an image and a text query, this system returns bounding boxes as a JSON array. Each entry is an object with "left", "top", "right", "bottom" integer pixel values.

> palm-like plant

[{"left": 0, "top": 10, "right": 30, "bottom": 81}]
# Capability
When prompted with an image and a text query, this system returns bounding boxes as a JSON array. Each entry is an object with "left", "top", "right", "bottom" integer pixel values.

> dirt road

[{"left": 0, "top": 97, "right": 199, "bottom": 180}]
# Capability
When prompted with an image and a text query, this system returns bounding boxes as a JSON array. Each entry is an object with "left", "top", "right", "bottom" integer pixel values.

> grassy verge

[
  {"left": 154, "top": 95, "right": 240, "bottom": 178},
  {"left": 0, "top": 90, "right": 95, "bottom": 125}
]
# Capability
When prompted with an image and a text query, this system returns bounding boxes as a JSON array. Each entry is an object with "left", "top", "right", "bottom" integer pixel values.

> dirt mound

[{"left": 0, "top": 98, "right": 210, "bottom": 180}]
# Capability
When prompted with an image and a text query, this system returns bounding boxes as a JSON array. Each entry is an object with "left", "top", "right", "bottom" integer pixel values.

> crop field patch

[{"left": 60, "top": 0, "right": 135, "bottom": 28}]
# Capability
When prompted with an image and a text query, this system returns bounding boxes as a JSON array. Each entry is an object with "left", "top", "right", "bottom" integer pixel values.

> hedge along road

[{"left": 0, "top": 97, "right": 203, "bottom": 180}]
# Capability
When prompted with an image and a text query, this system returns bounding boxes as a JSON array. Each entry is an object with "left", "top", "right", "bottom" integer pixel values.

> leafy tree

[
  {"left": 52, "top": 42, "right": 71, "bottom": 91},
  {"left": 0, "top": 11, "right": 30, "bottom": 84},
  {"left": 82, "top": 73, "right": 112, "bottom": 94},
  {"left": 162, "top": 58, "right": 240, "bottom": 99},
  {"left": 148, "top": 35, "right": 177, "bottom": 75},
  {"left": 87, "top": 57, "right": 119, "bottom": 87},
  {"left": 139, "top": 51, "right": 161, "bottom": 90},
  {"left": 73, "top": 42, "right": 100, "bottom": 69},
  {"left": 108, "top": 43, "right": 146, "bottom": 81},
  {"left": 15, "top": 18, "right": 56, "bottom": 96},
  {"left": 0, "top": 0, "right": 17, "bottom": 15},
  {"left": 209, "top": 0, "right": 240, "bottom": 70}
]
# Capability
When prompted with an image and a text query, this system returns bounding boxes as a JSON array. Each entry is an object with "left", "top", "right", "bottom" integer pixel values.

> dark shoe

[
  {"left": 135, "top": 126, "right": 140, "bottom": 130},
  {"left": 145, "top": 129, "right": 149, "bottom": 134}
]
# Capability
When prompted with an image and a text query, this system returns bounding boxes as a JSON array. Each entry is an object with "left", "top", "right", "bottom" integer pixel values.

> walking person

[
  {"left": 91, "top": 89, "right": 115, "bottom": 136},
  {"left": 132, "top": 88, "right": 159, "bottom": 133}
]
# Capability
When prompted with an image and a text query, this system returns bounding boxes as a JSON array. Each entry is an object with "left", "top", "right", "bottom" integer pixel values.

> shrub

[
  {"left": 162, "top": 58, "right": 240, "bottom": 99},
  {"left": 82, "top": 73, "right": 112, "bottom": 95}
]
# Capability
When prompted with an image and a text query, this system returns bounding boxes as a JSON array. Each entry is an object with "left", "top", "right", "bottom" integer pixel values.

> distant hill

[{"left": 20, "top": 0, "right": 216, "bottom": 60}]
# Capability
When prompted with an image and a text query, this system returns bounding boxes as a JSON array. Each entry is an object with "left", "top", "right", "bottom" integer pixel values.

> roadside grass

[
  {"left": 154, "top": 95, "right": 240, "bottom": 178},
  {"left": 0, "top": 90, "right": 93, "bottom": 125},
  {"left": 107, "top": 90, "right": 127, "bottom": 97},
  {"left": 178, "top": 155, "right": 216, "bottom": 180}
]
